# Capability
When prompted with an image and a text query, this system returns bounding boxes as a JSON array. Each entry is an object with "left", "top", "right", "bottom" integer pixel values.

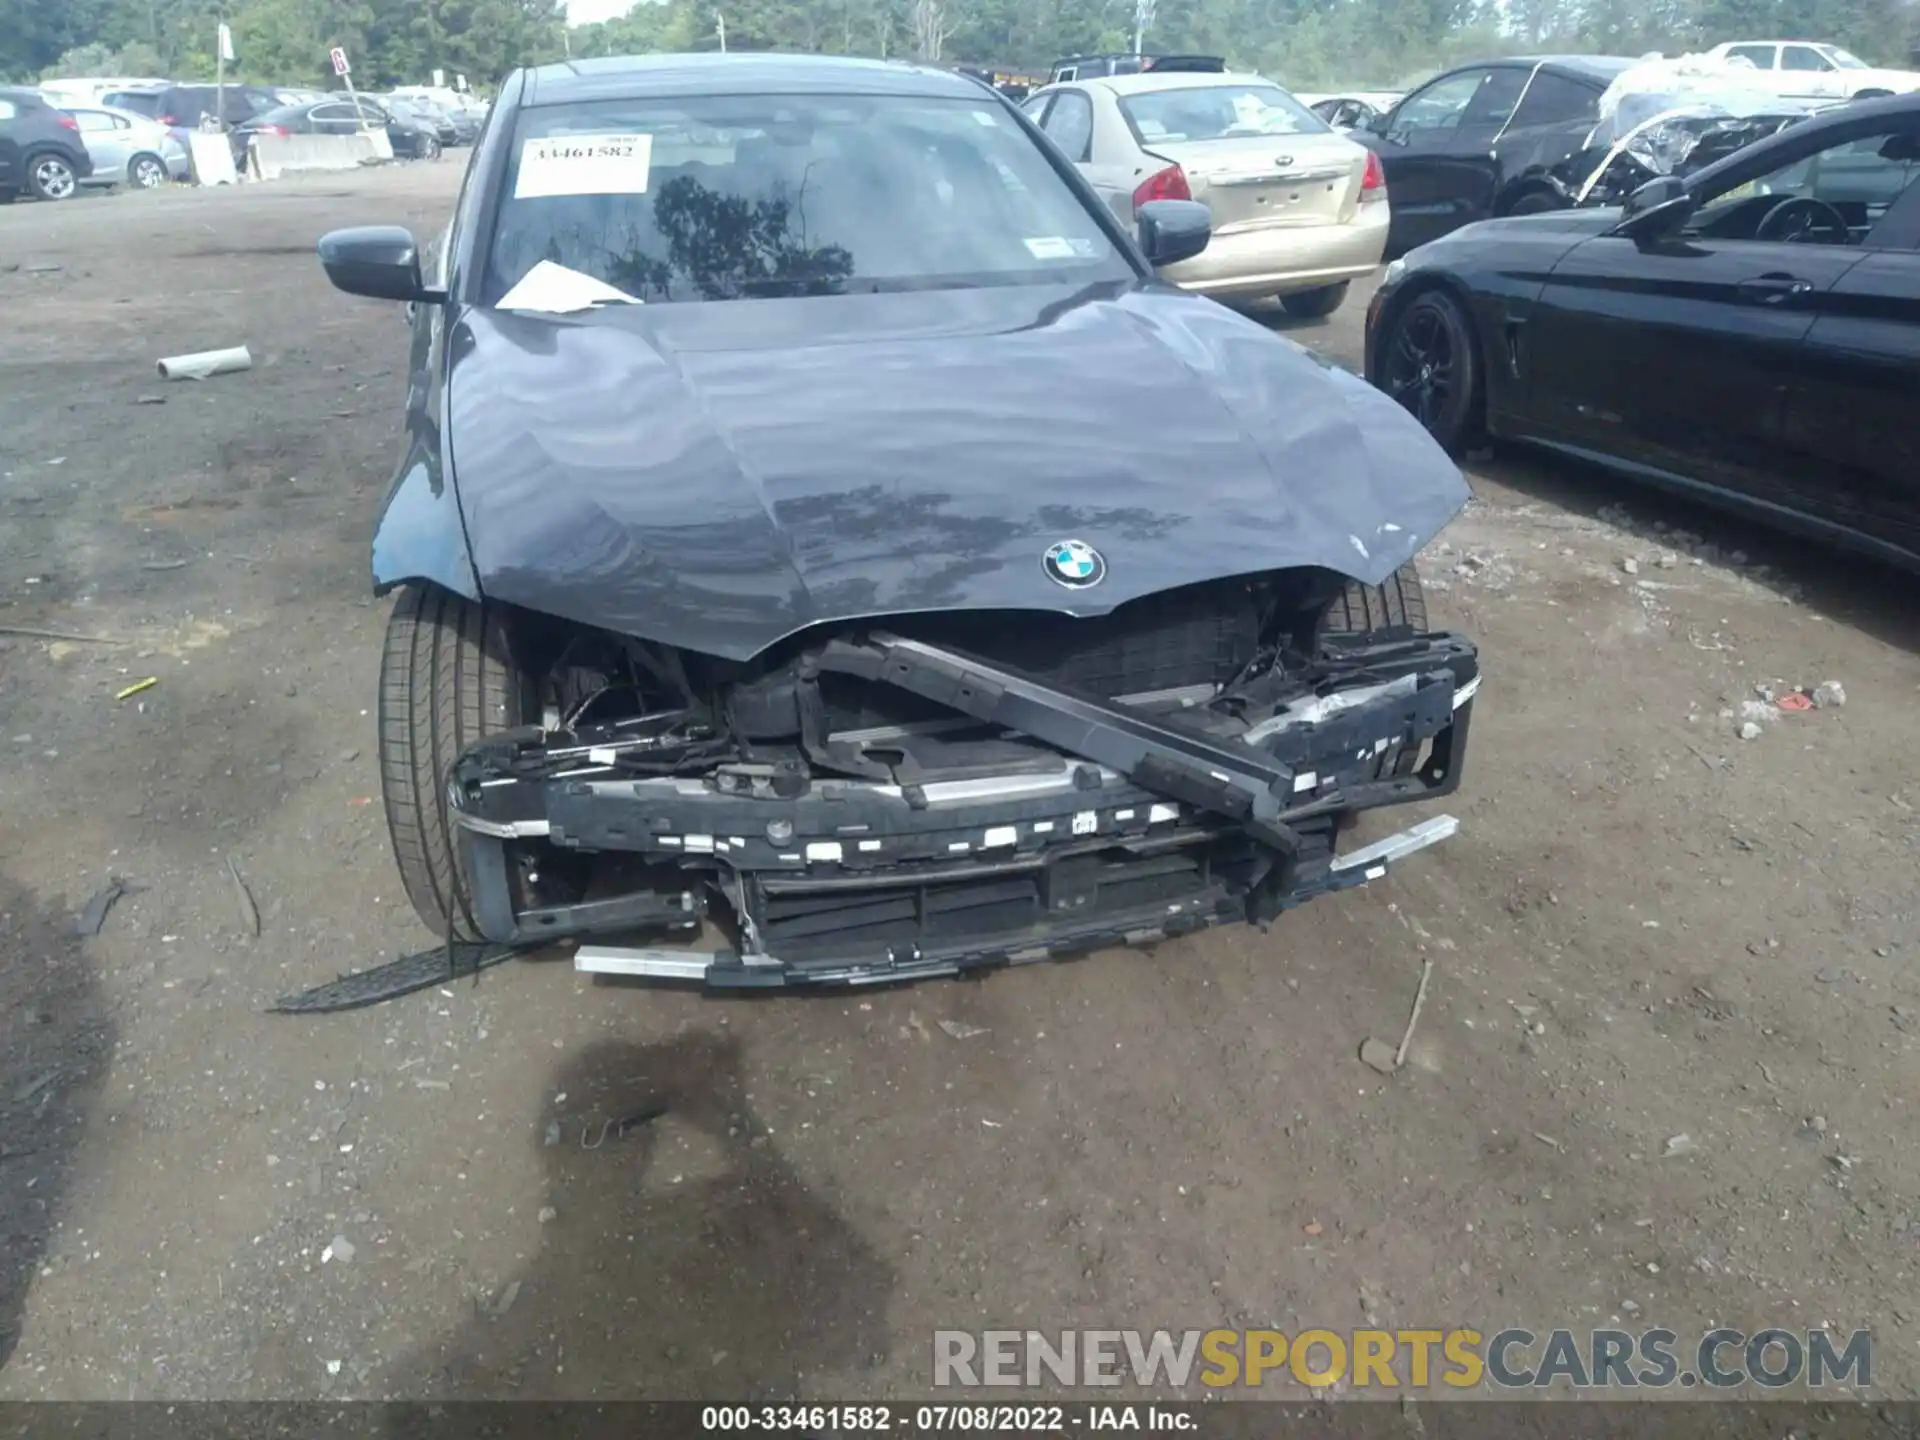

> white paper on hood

[
  {"left": 494, "top": 261, "right": 644, "bottom": 314},
  {"left": 514, "top": 132, "right": 653, "bottom": 198}
]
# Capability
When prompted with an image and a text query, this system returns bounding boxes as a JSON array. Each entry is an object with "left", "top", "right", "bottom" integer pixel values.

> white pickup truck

[{"left": 1703, "top": 40, "right": 1920, "bottom": 100}]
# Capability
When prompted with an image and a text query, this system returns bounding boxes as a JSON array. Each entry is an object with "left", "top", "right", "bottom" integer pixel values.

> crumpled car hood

[{"left": 446, "top": 280, "right": 1468, "bottom": 662}]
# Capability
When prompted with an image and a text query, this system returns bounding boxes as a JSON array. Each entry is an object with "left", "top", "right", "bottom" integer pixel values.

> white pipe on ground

[{"left": 156, "top": 346, "right": 252, "bottom": 380}]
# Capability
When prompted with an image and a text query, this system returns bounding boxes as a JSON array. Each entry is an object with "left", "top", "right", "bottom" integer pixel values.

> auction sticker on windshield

[{"left": 514, "top": 133, "right": 654, "bottom": 199}]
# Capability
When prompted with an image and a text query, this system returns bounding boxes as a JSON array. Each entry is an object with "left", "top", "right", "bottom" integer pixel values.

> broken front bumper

[{"left": 447, "top": 630, "right": 1479, "bottom": 989}]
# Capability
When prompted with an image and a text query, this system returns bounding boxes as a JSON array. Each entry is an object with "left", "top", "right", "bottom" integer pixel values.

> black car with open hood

[{"left": 314, "top": 51, "right": 1480, "bottom": 993}]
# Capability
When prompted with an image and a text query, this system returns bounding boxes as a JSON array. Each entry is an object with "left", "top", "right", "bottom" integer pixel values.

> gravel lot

[{"left": 2, "top": 164, "right": 1917, "bottom": 1405}]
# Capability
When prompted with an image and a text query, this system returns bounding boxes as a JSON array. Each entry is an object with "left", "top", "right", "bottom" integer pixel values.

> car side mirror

[
  {"left": 318, "top": 225, "right": 445, "bottom": 303},
  {"left": 1614, "top": 175, "right": 1695, "bottom": 244},
  {"left": 1137, "top": 199, "right": 1211, "bottom": 267}
]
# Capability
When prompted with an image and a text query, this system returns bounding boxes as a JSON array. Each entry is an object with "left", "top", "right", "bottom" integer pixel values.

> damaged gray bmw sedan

[{"left": 315, "top": 52, "right": 1481, "bottom": 990}]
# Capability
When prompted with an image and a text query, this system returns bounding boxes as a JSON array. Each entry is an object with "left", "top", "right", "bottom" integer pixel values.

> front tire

[
  {"left": 1280, "top": 280, "right": 1350, "bottom": 318},
  {"left": 27, "top": 153, "right": 77, "bottom": 201},
  {"left": 379, "top": 586, "right": 528, "bottom": 939},
  {"left": 128, "top": 153, "right": 168, "bottom": 188},
  {"left": 1378, "top": 288, "right": 1482, "bottom": 454}
]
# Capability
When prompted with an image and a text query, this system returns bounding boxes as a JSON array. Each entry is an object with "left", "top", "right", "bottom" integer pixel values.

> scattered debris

[
  {"left": 904, "top": 1011, "right": 931, "bottom": 1043},
  {"left": 1533, "top": 1132, "right": 1565, "bottom": 1152},
  {"left": 115, "top": 677, "right": 158, "bottom": 701},
  {"left": 1359, "top": 1038, "right": 1400, "bottom": 1075},
  {"left": 937, "top": 1019, "right": 989, "bottom": 1040},
  {"left": 537, "top": 1206, "right": 557, "bottom": 1224},
  {"left": 1831, "top": 1154, "right": 1858, "bottom": 1172},
  {"left": 1816, "top": 966, "right": 1846, "bottom": 984},
  {"left": 156, "top": 345, "right": 253, "bottom": 381},
  {"left": 135, "top": 394, "right": 166, "bottom": 405},
  {"left": 226, "top": 854, "right": 261, "bottom": 937},
  {"left": 491, "top": 1280, "right": 522, "bottom": 1316},
  {"left": 1394, "top": 958, "right": 1435, "bottom": 1068},
  {"left": 1619, "top": 557, "right": 1639, "bottom": 575},
  {"left": 321, "top": 1235, "right": 355, "bottom": 1264},
  {"left": 0, "top": 624, "right": 130, "bottom": 646},
  {"left": 23, "top": 262, "right": 63, "bottom": 274},
  {"left": 1662, "top": 1134, "right": 1697, "bottom": 1158},
  {"left": 13, "top": 1069, "right": 60, "bottom": 1105},
  {"left": 74, "top": 875, "right": 141, "bottom": 936},
  {"left": 140, "top": 559, "right": 192, "bottom": 571},
  {"left": 581, "top": 1107, "right": 665, "bottom": 1149},
  {"left": 413, "top": 1078, "right": 451, "bottom": 1091},
  {"left": 1738, "top": 722, "right": 1763, "bottom": 742},
  {"left": 1303, "top": 1221, "right": 1324, "bottom": 1237},
  {"left": 325, "top": 1360, "right": 342, "bottom": 1377},
  {"left": 1813, "top": 680, "right": 1846, "bottom": 709},
  {"left": 1776, "top": 692, "right": 1814, "bottom": 713}
]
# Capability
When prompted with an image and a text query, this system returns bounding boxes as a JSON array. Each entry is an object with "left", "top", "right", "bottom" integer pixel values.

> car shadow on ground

[
  {"left": 1468, "top": 444, "right": 1920, "bottom": 659},
  {"left": 377, "top": 1030, "right": 895, "bottom": 1402},
  {"left": 0, "top": 868, "right": 114, "bottom": 1374}
]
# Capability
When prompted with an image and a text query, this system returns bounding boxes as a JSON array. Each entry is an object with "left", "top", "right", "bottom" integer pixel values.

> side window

[
  {"left": 1039, "top": 89, "right": 1094, "bottom": 162},
  {"left": 1021, "top": 95, "right": 1051, "bottom": 122},
  {"left": 1391, "top": 70, "right": 1493, "bottom": 132},
  {"left": 113, "top": 115, "right": 133, "bottom": 130},
  {"left": 74, "top": 111, "right": 114, "bottom": 133},
  {"left": 0, "top": 100, "right": 17, "bottom": 121},
  {"left": 1510, "top": 71, "right": 1599, "bottom": 127},
  {"left": 311, "top": 104, "right": 352, "bottom": 123},
  {"left": 1783, "top": 45, "right": 1833, "bottom": 72},
  {"left": 1461, "top": 68, "right": 1531, "bottom": 129},
  {"left": 1726, "top": 44, "right": 1778, "bottom": 69},
  {"left": 1055, "top": 66, "right": 1078, "bottom": 83},
  {"left": 1695, "top": 125, "right": 1920, "bottom": 239}
]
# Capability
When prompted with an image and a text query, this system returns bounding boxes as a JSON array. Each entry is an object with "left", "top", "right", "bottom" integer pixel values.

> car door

[
  {"left": 73, "top": 109, "right": 131, "bottom": 175},
  {"left": 1776, "top": 127, "right": 1920, "bottom": 558},
  {"left": 1369, "top": 65, "right": 1531, "bottom": 257},
  {"left": 308, "top": 102, "right": 358, "bottom": 135},
  {"left": 1780, "top": 44, "right": 1847, "bottom": 102},
  {"left": 1038, "top": 86, "right": 1138, "bottom": 223},
  {"left": 0, "top": 96, "right": 20, "bottom": 189},
  {"left": 1522, "top": 121, "right": 1897, "bottom": 512},
  {"left": 1491, "top": 68, "right": 1604, "bottom": 194}
]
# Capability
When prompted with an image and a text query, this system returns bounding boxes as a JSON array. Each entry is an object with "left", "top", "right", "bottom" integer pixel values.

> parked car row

[{"left": 0, "top": 75, "right": 488, "bottom": 200}]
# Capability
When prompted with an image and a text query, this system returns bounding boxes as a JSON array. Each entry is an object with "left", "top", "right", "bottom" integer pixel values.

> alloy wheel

[
  {"left": 32, "top": 157, "right": 76, "bottom": 200},
  {"left": 1384, "top": 301, "right": 1456, "bottom": 433}
]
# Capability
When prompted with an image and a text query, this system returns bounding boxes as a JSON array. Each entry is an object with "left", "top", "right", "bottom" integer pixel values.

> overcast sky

[{"left": 565, "top": 0, "right": 647, "bottom": 26}]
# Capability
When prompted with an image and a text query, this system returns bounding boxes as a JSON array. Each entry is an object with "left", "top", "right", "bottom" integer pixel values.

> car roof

[
  {"left": 1, "top": 85, "right": 50, "bottom": 101},
  {"left": 520, "top": 52, "right": 985, "bottom": 106},
  {"left": 1499, "top": 54, "right": 1639, "bottom": 80},
  {"left": 1088, "top": 70, "right": 1276, "bottom": 95}
]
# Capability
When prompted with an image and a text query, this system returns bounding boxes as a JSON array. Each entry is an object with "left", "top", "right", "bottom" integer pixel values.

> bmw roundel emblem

[{"left": 1043, "top": 538, "right": 1106, "bottom": 589}]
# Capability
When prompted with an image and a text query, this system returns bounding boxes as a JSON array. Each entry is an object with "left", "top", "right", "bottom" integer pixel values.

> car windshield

[
  {"left": 483, "top": 93, "right": 1131, "bottom": 306},
  {"left": 1819, "top": 46, "right": 1869, "bottom": 68},
  {"left": 1118, "top": 83, "right": 1328, "bottom": 141}
]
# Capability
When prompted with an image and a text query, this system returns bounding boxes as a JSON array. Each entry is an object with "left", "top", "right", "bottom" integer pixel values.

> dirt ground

[{"left": 2, "top": 163, "right": 1917, "bottom": 1409}]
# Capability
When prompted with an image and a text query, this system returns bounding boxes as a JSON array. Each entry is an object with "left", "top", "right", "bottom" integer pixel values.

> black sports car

[
  {"left": 1355, "top": 55, "right": 1637, "bottom": 258},
  {"left": 1365, "top": 91, "right": 1920, "bottom": 571},
  {"left": 317, "top": 53, "right": 1480, "bottom": 990}
]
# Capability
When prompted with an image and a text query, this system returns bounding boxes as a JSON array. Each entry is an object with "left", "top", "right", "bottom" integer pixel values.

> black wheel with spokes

[{"left": 1379, "top": 288, "right": 1480, "bottom": 454}]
